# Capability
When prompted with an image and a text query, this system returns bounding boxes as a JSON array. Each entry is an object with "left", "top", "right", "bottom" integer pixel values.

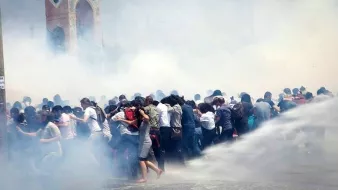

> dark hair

[
  {"left": 80, "top": 98, "right": 92, "bottom": 106},
  {"left": 73, "top": 107, "right": 84, "bottom": 118},
  {"left": 199, "top": 103, "right": 215, "bottom": 114},
  {"left": 24, "top": 106, "right": 36, "bottom": 116},
  {"left": 10, "top": 107, "right": 19, "bottom": 115},
  {"left": 145, "top": 96, "right": 154, "bottom": 105},
  {"left": 264, "top": 92, "right": 272, "bottom": 99},
  {"left": 241, "top": 94, "right": 252, "bottom": 104},
  {"left": 13, "top": 101, "right": 22, "bottom": 110},
  {"left": 292, "top": 88, "right": 299, "bottom": 95},
  {"left": 91, "top": 101, "right": 98, "bottom": 107},
  {"left": 152, "top": 100, "right": 160, "bottom": 106},
  {"left": 185, "top": 100, "right": 197, "bottom": 109},
  {"left": 119, "top": 95, "right": 126, "bottom": 101},
  {"left": 52, "top": 105, "right": 63, "bottom": 113},
  {"left": 47, "top": 101, "right": 54, "bottom": 108},
  {"left": 63, "top": 106, "right": 72, "bottom": 114},
  {"left": 42, "top": 105, "right": 51, "bottom": 112},
  {"left": 16, "top": 113, "right": 25, "bottom": 123},
  {"left": 305, "top": 92, "right": 313, "bottom": 100},
  {"left": 283, "top": 88, "right": 292, "bottom": 95}
]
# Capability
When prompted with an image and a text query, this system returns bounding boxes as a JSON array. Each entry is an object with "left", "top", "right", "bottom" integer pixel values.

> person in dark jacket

[{"left": 212, "top": 96, "right": 233, "bottom": 143}]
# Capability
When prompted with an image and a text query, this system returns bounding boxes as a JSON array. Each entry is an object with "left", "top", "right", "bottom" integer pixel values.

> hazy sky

[{"left": 1, "top": 0, "right": 338, "bottom": 104}]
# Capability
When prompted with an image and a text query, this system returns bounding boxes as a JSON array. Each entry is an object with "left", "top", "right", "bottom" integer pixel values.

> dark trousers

[
  {"left": 183, "top": 126, "right": 201, "bottom": 158},
  {"left": 202, "top": 127, "right": 217, "bottom": 149},
  {"left": 159, "top": 127, "right": 171, "bottom": 171},
  {"left": 116, "top": 134, "right": 139, "bottom": 179},
  {"left": 150, "top": 128, "right": 163, "bottom": 170},
  {"left": 219, "top": 128, "right": 234, "bottom": 143}
]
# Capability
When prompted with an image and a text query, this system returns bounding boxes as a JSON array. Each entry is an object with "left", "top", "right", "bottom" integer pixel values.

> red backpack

[{"left": 124, "top": 108, "right": 139, "bottom": 132}]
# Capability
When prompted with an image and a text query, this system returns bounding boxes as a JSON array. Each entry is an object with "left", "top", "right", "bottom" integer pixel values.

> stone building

[{"left": 45, "top": 0, "right": 102, "bottom": 53}]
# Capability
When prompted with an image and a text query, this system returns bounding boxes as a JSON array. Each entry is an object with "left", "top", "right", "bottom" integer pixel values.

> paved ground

[{"left": 102, "top": 180, "right": 338, "bottom": 190}]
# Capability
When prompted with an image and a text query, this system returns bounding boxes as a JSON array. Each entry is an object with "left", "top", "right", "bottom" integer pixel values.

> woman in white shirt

[{"left": 195, "top": 103, "right": 217, "bottom": 149}]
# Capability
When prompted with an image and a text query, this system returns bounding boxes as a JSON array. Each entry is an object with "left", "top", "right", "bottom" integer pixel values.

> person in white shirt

[
  {"left": 70, "top": 98, "right": 104, "bottom": 165},
  {"left": 153, "top": 100, "right": 172, "bottom": 171},
  {"left": 195, "top": 103, "right": 217, "bottom": 149},
  {"left": 111, "top": 103, "right": 139, "bottom": 180}
]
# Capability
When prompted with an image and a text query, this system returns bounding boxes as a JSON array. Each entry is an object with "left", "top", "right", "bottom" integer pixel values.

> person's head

[
  {"left": 185, "top": 100, "right": 197, "bottom": 109},
  {"left": 63, "top": 106, "right": 72, "bottom": 114},
  {"left": 264, "top": 91, "right": 272, "bottom": 100},
  {"left": 52, "top": 105, "right": 63, "bottom": 118},
  {"left": 317, "top": 87, "right": 327, "bottom": 95},
  {"left": 108, "top": 99, "right": 116, "bottom": 106},
  {"left": 80, "top": 98, "right": 93, "bottom": 109},
  {"left": 283, "top": 88, "right": 292, "bottom": 95},
  {"left": 73, "top": 107, "right": 84, "bottom": 118},
  {"left": 241, "top": 93, "right": 252, "bottom": 104},
  {"left": 42, "top": 105, "right": 51, "bottom": 112},
  {"left": 212, "top": 96, "right": 226, "bottom": 107},
  {"left": 119, "top": 95, "right": 126, "bottom": 102},
  {"left": 23, "top": 96, "right": 32, "bottom": 106},
  {"left": 194, "top": 94, "right": 201, "bottom": 101},
  {"left": 13, "top": 101, "right": 22, "bottom": 110},
  {"left": 144, "top": 96, "right": 154, "bottom": 106},
  {"left": 300, "top": 86, "right": 306, "bottom": 94},
  {"left": 170, "top": 90, "right": 179, "bottom": 96},
  {"left": 53, "top": 94, "right": 62, "bottom": 103},
  {"left": 47, "top": 101, "right": 54, "bottom": 109},
  {"left": 10, "top": 107, "right": 20, "bottom": 120},
  {"left": 172, "top": 95, "right": 185, "bottom": 106},
  {"left": 292, "top": 88, "right": 300, "bottom": 96},
  {"left": 211, "top": 90, "right": 223, "bottom": 97},
  {"left": 37, "top": 110, "right": 54, "bottom": 126},
  {"left": 42, "top": 98, "right": 49, "bottom": 105},
  {"left": 24, "top": 106, "right": 36, "bottom": 124},
  {"left": 199, "top": 103, "right": 215, "bottom": 114},
  {"left": 305, "top": 92, "right": 313, "bottom": 100},
  {"left": 152, "top": 100, "right": 160, "bottom": 107}
]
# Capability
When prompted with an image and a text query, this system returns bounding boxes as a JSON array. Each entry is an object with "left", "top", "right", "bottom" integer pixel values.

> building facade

[{"left": 45, "top": 0, "right": 101, "bottom": 52}]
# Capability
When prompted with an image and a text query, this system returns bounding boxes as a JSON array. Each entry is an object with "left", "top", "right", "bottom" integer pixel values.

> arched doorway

[
  {"left": 49, "top": 26, "right": 66, "bottom": 53},
  {"left": 76, "top": 0, "right": 94, "bottom": 43}
]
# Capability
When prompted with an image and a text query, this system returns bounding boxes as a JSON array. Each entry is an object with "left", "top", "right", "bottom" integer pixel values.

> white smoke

[{"left": 1, "top": 0, "right": 338, "bottom": 105}]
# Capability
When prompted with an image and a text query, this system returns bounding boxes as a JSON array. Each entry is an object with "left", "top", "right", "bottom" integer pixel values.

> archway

[
  {"left": 49, "top": 26, "right": 66, "bottom": 53},
  {"left": 76, "top": 0, "right": 94, "bottom": 43}
]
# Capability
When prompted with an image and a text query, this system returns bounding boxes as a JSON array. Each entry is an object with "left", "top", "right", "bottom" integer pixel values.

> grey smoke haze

[{"left": 1, "top": 0, "right": 338, "bottom": 105}]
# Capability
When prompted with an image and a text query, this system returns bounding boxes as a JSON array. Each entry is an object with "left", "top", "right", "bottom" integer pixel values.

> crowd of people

[{"left": 6, "top": 86, "right": 334, "bottom": 183}]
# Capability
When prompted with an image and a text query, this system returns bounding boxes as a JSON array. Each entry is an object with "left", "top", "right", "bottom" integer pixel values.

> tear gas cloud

[{"left": 1, "top": 0, "right": 338, "bottom": 105}]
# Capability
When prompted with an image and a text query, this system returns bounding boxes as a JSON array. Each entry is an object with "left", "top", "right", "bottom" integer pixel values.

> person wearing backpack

[
  {"left": 231, "top": 94, "right": 253, "bottom": 137},
  {"left": 69, "top": 98, "right": 105, "bottom": 165}
]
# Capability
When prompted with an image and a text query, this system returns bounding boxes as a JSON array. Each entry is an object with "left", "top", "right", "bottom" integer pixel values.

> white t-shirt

[
  {"left": 156, "top": 103, "right": 170, "bottom": 127},
  {"left": 200, "top": 111, "right": 216, "bottom": 130},
  {"left": 59, "top": 113, "right": 75, "bottom": 140},
  {"left": 84, "top": 107, "right": 101, "bottom": 133},
  {"left": 37, "top": 122, "right": 62, "bottom": 156}
]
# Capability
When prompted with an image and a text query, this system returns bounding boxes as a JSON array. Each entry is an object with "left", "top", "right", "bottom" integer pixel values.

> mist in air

[{"left": 1, "top": 0, "right": 338, "bottom": 105}]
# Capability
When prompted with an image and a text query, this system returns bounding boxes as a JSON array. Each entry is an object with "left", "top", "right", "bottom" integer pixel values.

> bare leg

[
  {"left": 136, "top": 161, "right": 147, "bottom": 183},
  {"left": 146, "top": 161, "right": 163, "bottom": 179}
]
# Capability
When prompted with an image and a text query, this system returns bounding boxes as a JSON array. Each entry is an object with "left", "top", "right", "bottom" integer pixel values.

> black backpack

[{"left": 231, "top": 102, "right": 244, "bottom": 120}]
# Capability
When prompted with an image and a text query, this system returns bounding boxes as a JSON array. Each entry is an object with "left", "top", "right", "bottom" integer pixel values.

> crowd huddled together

[{"left": 6, "top": 86, "right": 334, "bottom": 183}]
